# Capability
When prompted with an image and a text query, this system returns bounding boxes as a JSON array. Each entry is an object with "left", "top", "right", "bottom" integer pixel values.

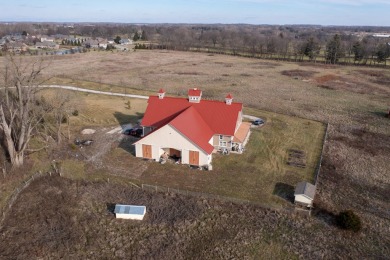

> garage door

[
  {"left": 142, "top": 145, "right": 152, "bottom": 159},
  {"left": 189, "top": 150, "right": 199, "bottom": 166}
]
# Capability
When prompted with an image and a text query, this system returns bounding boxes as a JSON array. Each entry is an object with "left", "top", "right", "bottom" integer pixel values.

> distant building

[
  {"left": 36, "top": 41, "right": 59, "bottom": 49},
  {"left": 4, "top": 42, "right": 28, "bottom": 53},
  {"left": 373, "top": 34, "right": 390, "bottom": 38},
  {"left": 119, "top": 39, "right": 133, "bottom": 45},
  {"left": 40, "top": 35, "right": 55, "bottom": 42}
]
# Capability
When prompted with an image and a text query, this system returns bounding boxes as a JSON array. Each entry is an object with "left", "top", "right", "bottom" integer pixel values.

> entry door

[
  {"left": 189, "top": 150, "right": 199, "bottom": 165},
  {"left": 142, "top": 145, "right": 152, "bottom": 159}
]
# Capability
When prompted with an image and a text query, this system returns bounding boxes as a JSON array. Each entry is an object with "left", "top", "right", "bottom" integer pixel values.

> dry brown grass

[
  {"left": 281, "top": 69, "right": 318, "bottom": 79},
  {"left": 2, "top": 175, "right": 388, "bottom": 259},
  {"left": 0, "top": 51, "right": 389, "bottom": 258}
]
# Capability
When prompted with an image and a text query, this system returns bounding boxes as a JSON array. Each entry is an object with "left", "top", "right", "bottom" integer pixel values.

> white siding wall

[
  {"left": 235, "top": 111, "right": 243, "bottom": 132},
  {"left": 135, "top": 143, "right": 142, "bottom": 157},
  {"left": 135, "top": 125, "right": 211, "bottom": 166},
  {"left": 294, "top": 195, "right": 313, "bottom": 206},
  {"left": 116, "top": 213, "right": 145, "bottom": 220}
]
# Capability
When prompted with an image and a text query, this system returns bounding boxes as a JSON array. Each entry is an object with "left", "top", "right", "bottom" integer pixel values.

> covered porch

[
  {"left": 232, "top": 122, "right": 251, "bottom": 153},
  {"left": 160, "top": 148, "right": 182, "bottom": 164}
]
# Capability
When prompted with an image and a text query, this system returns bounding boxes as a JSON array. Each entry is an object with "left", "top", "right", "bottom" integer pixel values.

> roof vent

[
  {"left": 225, "top": 93, "right": 233, "bottom": 105},
  {"left": 158, "top": 88, "right": 165, "bottom": 99},
  {"left": 188, "top": 88, "right": 202, "bottom": 103}
]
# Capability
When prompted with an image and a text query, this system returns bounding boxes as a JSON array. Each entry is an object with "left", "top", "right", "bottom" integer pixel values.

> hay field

[{"left": 0, "top": 50, "right": 389, "bottom": 257}]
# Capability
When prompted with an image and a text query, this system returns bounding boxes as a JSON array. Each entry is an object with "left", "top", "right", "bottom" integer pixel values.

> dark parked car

[
  {"left": 74, "top": 139, "right": 93, "bottom": 146},
  {"left": 123, "top": 128, "right": 143, "bottom": 137},
  {"left": 252, "top": 118, "right": 264, "bottom": 126}
]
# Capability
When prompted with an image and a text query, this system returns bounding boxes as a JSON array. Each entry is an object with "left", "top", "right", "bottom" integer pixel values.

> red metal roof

[
  {"left": 158, "top": 88, "right": 165, "bottom": 93},
  {"left": 169, "top": 107, "right": 214, "bottom": 154},
  {"left": 141, "top": 96, "right": 243, "bottom": 136},
  {"left": 226, "top": 93, "right": 233, "bottom": 99},
  {"left": 188, "top": 88, "right": 202, "bottom": 96}
]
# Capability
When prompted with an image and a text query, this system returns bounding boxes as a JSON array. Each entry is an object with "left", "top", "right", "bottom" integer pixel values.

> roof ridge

[
  {"left": 153, "top": 95, "right": 243, "bottom": 105},
  {"left": 168, "top": 106, "right": 214, "bottom": 154}
]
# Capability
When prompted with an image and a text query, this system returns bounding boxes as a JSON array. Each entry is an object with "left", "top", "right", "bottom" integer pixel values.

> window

[
  {"left": 219, "top": 141, "right": 227, "bottom": 147},
  {"left": 219, "top": 135, "right": 223, "bottom": 140}
]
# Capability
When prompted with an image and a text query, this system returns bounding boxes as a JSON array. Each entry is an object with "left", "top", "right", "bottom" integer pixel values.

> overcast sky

[{"left": 1, "top": 0, "right": 390, "bottom": 26}]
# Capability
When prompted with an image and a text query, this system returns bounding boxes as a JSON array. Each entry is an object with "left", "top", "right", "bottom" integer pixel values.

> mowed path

[
  {"left": 41, "top": 85, "right": 261, "bottom": 121},
  {"left": 40, "top": 85, "right": 149, "bottom": 99}
]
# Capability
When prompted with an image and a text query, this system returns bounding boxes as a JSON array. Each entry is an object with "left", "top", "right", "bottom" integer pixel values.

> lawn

[
  {"left": 135, "top": 108, "right": 325, "bottom": 207},
  {"left": 52, "top": 87, "right": 325, "bottom": 208}
]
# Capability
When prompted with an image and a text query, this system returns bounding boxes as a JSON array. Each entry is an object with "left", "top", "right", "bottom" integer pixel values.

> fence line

[
  {"left": 314, "top": 123, "right": 330, "bottom": 185},
  {"left": 0, "top": 171, "right": 53, "bottom": 230},
  {"left": 141, "top": 183, "right": 294, "bottom": 213}
]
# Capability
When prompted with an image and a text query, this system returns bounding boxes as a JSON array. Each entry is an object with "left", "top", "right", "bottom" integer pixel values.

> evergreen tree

[
  {"left": 133, "top": 32, "right": 139, "bottom": 42},
  {"left": 326, "top": 34, "right": 343, "bottom": 64},
  {"left": 141, "top": 30, "right": 147, "bottom": 40},
  {"left": 376, "top": 43, "right": 390, "bottom": 63},
  {"left": 352, "top": 41, "right": 364, "bottom": 61},
  {"left": 303, "top": 37, "right": 320, "bottom": 60},
  {"left": 114, "top": 36, "right": 121, "bottom": 44}
]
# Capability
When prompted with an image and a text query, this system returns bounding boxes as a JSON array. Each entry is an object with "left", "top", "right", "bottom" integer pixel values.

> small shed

[
  {"left": 114, "top": 204, "right": 146, "bottom": 220},
  {"left": 294, "top": 182, "right": 316, "bottom": 207}
]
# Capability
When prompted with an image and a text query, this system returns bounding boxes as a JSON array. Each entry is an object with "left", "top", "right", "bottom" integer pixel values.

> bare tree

[
  {"left": 45, "top": 90, "right": 79, "bottom": 144},
  {"left": 0, "top": 54, "right": 50, "bottom": 167}
]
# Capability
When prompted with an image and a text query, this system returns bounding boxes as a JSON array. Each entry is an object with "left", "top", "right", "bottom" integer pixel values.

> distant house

[
  {"left": 0, "top": 38, "right": 6, "bottom": 47},
  {"left": 98, "top": 40, "right": 108, "bottom": 49},
  {"left": 4, "top": 42, "right": 28, "bottom": 53},
  {"left": 294, "top": 182, "right": 316, "bottom": 207},
  {"left": 83, "top": 38, "right": 108, "bottom": 49},
  {"left": 134, "top": 88, "right": 251, "bottom": 169},
  {"left": 119, "top": 38, "right": 133, "bottom": 45},
  {"left": 83, "top": 39, "right": 99, "bottom": 48},
  {"left": 36, "top": 41, "right": 59, "bottom": 49},
  {"left": 114, "top": 204, "right": 146, "bottom": 220},
  {"left": 40, "top": 35, "right": 55, "bottom": 42}
]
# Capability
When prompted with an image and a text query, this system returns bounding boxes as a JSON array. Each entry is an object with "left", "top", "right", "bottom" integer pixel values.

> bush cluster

[{"left": 336, "top": 210, "right": 362, "bottom": 232}]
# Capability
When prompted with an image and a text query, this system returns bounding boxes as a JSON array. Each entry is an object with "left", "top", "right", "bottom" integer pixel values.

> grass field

[{"left": 0, "top": 50, "right": 389, "bottom": 258}]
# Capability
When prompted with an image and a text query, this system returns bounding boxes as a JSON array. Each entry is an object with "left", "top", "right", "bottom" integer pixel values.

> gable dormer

[
  {"left": 225, "top": 93, "right": 233, "bottom": 105},
  {"left": 188, "top": 88, "right": 202, "bottom": 103},
  {"left": 158, "top": 88, "right": 166, "bottom": 99}
]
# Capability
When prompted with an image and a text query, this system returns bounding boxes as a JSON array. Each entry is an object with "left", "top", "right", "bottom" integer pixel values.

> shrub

[
  {"left": 61, "top": 116, "right": 68, "bottom": 124},
  {"left": 125, "top": 100, "right": 131, "bottom": 109},
  {"left": 70, "top": 143, "right": 77, "bottom": 150},
  {"left": 336, "top": 210, "right": 362, "bottom": 232},
  {"left": 72, "top": 110, "right": 79, "bottom": 116}
]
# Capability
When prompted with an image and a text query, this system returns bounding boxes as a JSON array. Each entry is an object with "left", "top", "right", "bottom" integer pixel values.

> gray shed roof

[
  {"left": 294, "top": 182, "right": 316, "bottom": 200},
  {"left": 114, "top": 204, "right": 146, "bottom": 215}
]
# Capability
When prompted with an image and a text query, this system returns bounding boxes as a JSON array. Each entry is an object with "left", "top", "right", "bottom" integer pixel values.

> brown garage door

[
  {"left": 142, "top": 145, "right": 152, "bottom": 159},
  {"left": 189, "top": 150, "right": 199, "bottom": 165}
]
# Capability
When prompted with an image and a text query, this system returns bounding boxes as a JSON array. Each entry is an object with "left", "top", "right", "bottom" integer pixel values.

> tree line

[
  {"left": 152, "top": 26, "right": 390, "bottom": 66},
  {"left": 1, "top": 23, "right": 389, "bottom": 65}
]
